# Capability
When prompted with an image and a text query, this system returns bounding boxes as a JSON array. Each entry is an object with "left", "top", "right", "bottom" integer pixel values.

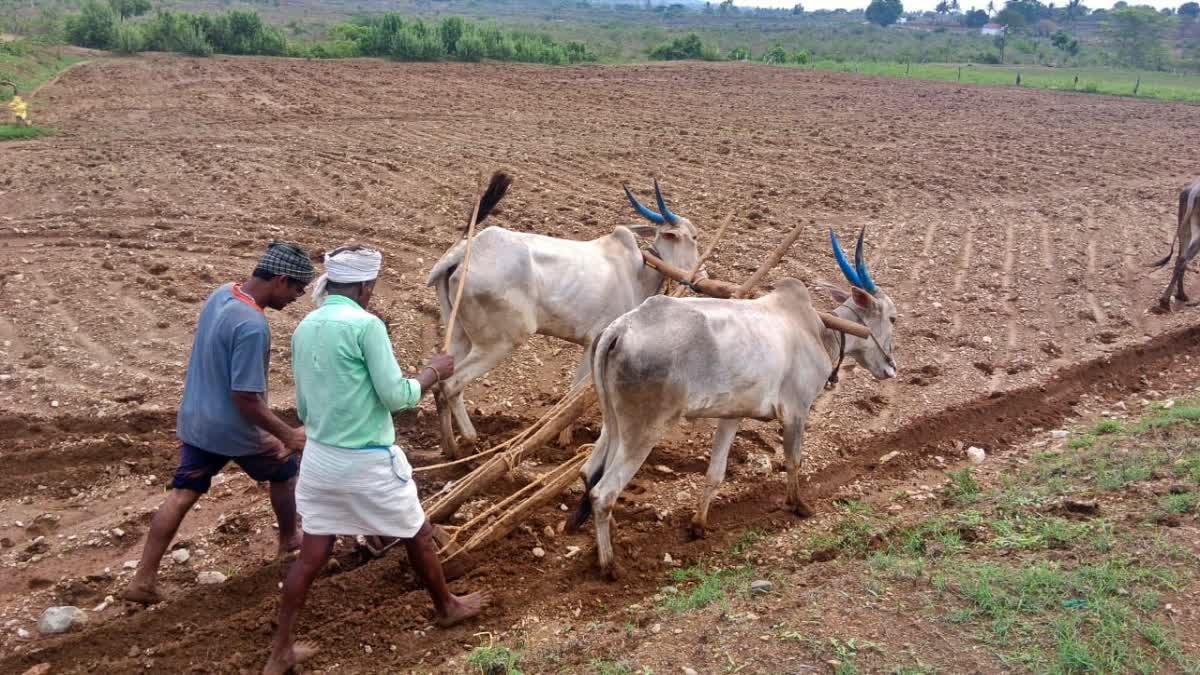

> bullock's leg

[
  {"left": 558, "top": 350, "right": 594, "bottom": 448},
  {"left": 438, "top": 337, "right": 523, "bottom": 453},
  {"left": 689, "top": 418, "right": 740, "bottom": 540},
  {"left": 782, "top": 418, "right": 814, "bottom": 518},
  {"left": 564, "top": 424, "right": 609, "bottom": 534},
  {"left": 591, "top": 420, "right": 672, "bottom": 580}
]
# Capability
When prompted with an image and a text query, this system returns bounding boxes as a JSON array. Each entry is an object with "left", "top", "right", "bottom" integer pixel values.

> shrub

[
  {"left": 648, "top": 32, "right": 718, "bottom": 60},
  {"left": 113, "top": 22, "right": 144, "bottom": 54},
  {"left": 456, "top": 33, "right": 485, "bottom": 61},
  {"left": 65, "top": 0, "right": 119, "bottom": 49}
]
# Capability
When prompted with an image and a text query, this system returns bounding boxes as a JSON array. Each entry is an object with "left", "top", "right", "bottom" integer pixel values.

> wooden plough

[{"left": 373, "top": 220, "right": 871, "bottom": 570}]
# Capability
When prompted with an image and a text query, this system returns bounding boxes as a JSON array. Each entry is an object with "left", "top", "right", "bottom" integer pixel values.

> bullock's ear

[
  {"left": 823, "top": 285, "right": 851, "bottom": 305},
  {"left": 850, "top": 286, "right": 876, "bottom": 311},
  {"left": 630, "top": 225, "right": 657, "bottom": 239}
]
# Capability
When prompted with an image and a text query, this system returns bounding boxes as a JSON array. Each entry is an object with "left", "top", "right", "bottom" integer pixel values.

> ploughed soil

[{"left": 2, "top": 54, "right": 1199, "bottom": 672}]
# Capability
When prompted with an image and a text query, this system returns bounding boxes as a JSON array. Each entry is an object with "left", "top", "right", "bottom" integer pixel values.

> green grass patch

[
  {"left": 1092, "top": 419, "right": 1123, "bottom": 436},
  {"left": 664, "top": 563, "right": 753, "bottom": 613},
  {"left": 797, "top": 61, "right": 1200, "bottom": 104},
  {"left": 468, "top": 644, "right": 524, "bottom": 675},
  {"left": 0, "top": 124, "right": 55, "bottom": 140},
  {"left": 1162, "top": 492, "right": 1198, "bottom": 515},
  {"left": 942, "top": 468, "right": 982, "bottom": 506},
  {"left": 0, "top": 41, "right": 84, "bottom": 103},
  {"left": 943, "top": 558, "right": 1190, "bottom": 673}
]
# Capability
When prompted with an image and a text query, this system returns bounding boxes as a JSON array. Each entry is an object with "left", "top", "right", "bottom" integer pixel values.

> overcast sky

[{"left": 738, "top": 0, "right": 1180, "bottom": 11}]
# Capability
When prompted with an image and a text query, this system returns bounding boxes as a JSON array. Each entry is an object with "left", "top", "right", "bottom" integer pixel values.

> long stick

[
  {"left": 734, "top": 222, "right": 805, "bottom": 298},
  {"left": 689, "top": 211, "right": 734, "bottom": 283},
  {"left": 442, "top": 172, "right": 486, "bottom": 353},
  {"left": 642, "top": 251, "right": 871, "bottom": 338}
]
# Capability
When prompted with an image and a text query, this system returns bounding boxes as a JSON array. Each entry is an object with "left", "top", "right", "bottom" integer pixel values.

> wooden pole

[
  {"left": 442, "top": 172, "right": 486, "bottom": 353},
  {"left": 734, "top": 222, "right": 805, "bottom": 298},
  {"left": 424, "top": 384, "right": 597, "bottom": 523},
  {"left": 641, "top": 251, "right": 870, "bottom": 339}
]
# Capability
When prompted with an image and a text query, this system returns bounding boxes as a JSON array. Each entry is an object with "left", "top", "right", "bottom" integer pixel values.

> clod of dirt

[
  {"left": 973, "top": 361, "right": 995, "bottom": 375},
  {"left": 1058, "top": 498, "right": 1100, "bottom": 516},
  {"left": 809, "top": 547, "right": 838, "bottom": 563}
]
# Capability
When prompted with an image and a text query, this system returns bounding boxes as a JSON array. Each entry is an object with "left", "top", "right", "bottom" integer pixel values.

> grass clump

[
  {"left": 663, "top": 563, "right": 753, "bottom": 613},
  {"left": 0, "top": 124, "right": 55, "bottom": 140},
  {"left": 468, "top": 644, "right": 523, "bottom": 675}
]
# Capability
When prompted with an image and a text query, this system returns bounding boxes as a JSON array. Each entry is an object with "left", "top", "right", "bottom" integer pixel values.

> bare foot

[
  {"left": 262, "top": 641, "right": 318, "bottom": 675},
  {"left": 278, "top": 530, "right": 302, "bottom": 558},
  {"left": 122, "top": 581, "right": 161, "bottom": 605},
  {"left": 435, "top": 591, "right": 490, "bottom": 627}
]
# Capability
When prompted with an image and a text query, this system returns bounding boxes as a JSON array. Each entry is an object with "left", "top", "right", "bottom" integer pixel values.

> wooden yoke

[{"left": 641, "top": 250, "right": 871, "bottom": 339}]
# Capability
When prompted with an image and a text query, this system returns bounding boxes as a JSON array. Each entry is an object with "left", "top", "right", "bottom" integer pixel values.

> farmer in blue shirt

[{"left": 124, "top": 241, "right": 317, "bottom": 605}]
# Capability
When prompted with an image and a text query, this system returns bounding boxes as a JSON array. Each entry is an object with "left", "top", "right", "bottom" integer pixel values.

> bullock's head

[
  {"left": 827, "top": 227, "right": 897, "bottom": 380},
  {"left": 623, "top": 180, "right": 702, "bottom": 276}
]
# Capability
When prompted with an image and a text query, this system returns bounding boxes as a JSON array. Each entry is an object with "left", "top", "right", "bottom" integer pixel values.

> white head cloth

[{"left": 311, "top": 247, "right": 383, "bottom": 305}]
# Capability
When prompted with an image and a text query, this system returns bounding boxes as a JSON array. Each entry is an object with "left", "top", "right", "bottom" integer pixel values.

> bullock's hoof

[
  {"left": 563, "top": 513, "right": 586, "bottom": 535},
  {"left": 790, "top": 500, "right": 815, "bottom": 519},
  {"left": 557, "top": 426, "right": 574, "bottom": 448},
  {"left": 1151, "top": 302, "right": 1172, "bottom": 315},
  {"left": 601, "top": 563, "right": 622, "bottom": 582},
  {"left": 688, "top": 522, "right": 707, "bottom": 540}
]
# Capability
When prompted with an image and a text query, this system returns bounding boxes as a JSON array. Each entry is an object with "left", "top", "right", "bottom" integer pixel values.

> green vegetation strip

[
  {"left": 798, "top": 61, "right": 1200, "bottom": 103},
  {"left": 803, "top": 397, "right": 1200, "bottom": 673}
]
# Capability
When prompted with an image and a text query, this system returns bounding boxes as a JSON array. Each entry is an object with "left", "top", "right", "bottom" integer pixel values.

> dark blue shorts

[{"left": 170, "top": 442, "right": 299, "bottom": 494}]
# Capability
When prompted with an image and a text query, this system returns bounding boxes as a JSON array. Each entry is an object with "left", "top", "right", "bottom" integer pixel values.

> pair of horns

[
  {"left": 624, "top": 179, "right": 678, "bottom": 225},
  {"left": 831, "top": 227, "right": 878, "bottom": 295}
]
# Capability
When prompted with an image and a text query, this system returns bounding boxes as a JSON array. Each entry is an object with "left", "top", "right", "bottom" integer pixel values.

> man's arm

[
  {"left": 361, "top": 319, "right": 454, "bottom": 410},
  {"left": 231, "top": 392, "right": 305, "bottom": 450},
  {"left": 230, "top": 322, "right": 305, "bottom": 451}
]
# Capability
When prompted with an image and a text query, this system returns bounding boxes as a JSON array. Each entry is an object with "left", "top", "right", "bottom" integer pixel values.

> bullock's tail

[
  {"left": 427, "top": 240, "right": 468, "bottom": 347},
  {"left": 1150, "top": 187, "right": 1200, "bottom": 269},
  {"left": 565, "top": 325, "right": 623, "bottom": 533}
]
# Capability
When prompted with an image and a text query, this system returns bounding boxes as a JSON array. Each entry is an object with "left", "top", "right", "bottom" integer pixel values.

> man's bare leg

[
  {"left": 268, "top": 477, "right": 302, "bottom": 556},
  {"left": 123, "top": 488, "right": 202, "bottom": 604},
  {"left": 263, "top": 533, "right": 334, "bottom": 675},
  {"left": 403, "top": 522, "right": 489, "bottom": 627}
]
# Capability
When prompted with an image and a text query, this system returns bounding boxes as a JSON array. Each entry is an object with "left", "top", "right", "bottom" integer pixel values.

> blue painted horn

[
  {"left": 624, "top": 184, "right": 665, "bottom": 224},
  {"left": 831, "top": 228, "right": 864, "bottom": 289},
  {"left": 854, "top": 227, "right": 878, "bottom": 295},
  {"left": 653, "top": 179, "right": 678, "bottom": 225}
]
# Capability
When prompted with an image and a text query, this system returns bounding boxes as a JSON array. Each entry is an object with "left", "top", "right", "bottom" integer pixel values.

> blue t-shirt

[{"left": 176, "top": 283, "right": 271, "bottom": 457}]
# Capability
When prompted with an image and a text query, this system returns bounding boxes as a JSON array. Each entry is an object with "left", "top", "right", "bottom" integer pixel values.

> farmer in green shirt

[{"left": 263, "top": 245, "right": 487, "bottom": 675}]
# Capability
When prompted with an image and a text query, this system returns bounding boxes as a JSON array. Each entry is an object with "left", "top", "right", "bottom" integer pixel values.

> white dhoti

[{"left": 296, "top": 439, "right": 426, "bottom": 538}]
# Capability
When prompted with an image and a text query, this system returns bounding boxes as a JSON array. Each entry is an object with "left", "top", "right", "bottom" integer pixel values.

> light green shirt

[{"left": 291, "top": 294, "right": 422, "bottom": 449}]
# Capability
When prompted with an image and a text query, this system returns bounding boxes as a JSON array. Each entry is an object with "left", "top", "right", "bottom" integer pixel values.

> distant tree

[
  {"left": 109, "top": 0, "right": 150, "bottom": 20},
  {"left": 1036, "top": 17, "right": 1057, "bottom": 34},
  {"left": 987, "top": 0, "right": 995, "bottom": 15},
  {"left": 936, "top": 0, "right": 950, "bottom": 15},
  {"left": 994, "top": 32, "right": 1007, "bottom": 61},
  {"left": 995, "top": 6, "right": 1027, "bottom": 29},
  {"left": 951, "top": 0, "right": 961, "bottom": 11},
  {"left": 791, "top": 2, "right": 803, "bottom": 13},
  {"left": 1113, "top": 0, "right": 1127, "bottom": 7},
  {"left": 762, "top": 43, "right": 787, "bottom": 62},
  {"left": 966, "top": 7, "right": 989, "bottom": 25},
  {"left": 728, "top": 45, "right": 750, "bottom": 59},
  {"left": 1103, "top": 6, "right": 1174, "bottom": 69},
  {"left": 1050, "top": 28, "right": 1079, "bottom": 56},
  {"left": 718, "top": 0, "right": 735, "bottom": 14},
  {"left": 65, "top": 0, "right": 119, "bottom": 48},
  {"left": 865, "top": 0, "right": 904, "bottom": 25},
  {"left": 1065, "top": 0, "right": 1087, "bottom": 22},
  {"left": 1181, "top": 1, "right": 1200, "bottom": 18},
  {"left": 703, "top": 1, "right": 713, "bottom": 13},
  {"left": 1161, "top": 7, "right": 1174, "bottom": 15}
]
